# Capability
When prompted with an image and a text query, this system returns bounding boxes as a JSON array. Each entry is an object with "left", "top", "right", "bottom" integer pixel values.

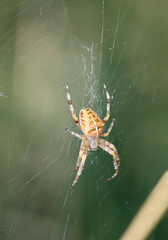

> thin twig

[{"left": 120, "top": 171, "right": 168, "bottom": 240}]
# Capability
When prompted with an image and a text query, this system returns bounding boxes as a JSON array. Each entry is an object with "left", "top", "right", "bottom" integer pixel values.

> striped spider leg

[
  {"left": 66, "top": 83, "right": 81, "bottom": 129},
  {"left": 100, "top": 118, "right": 115, "bottom": 137},
  {"left": 65, "top": 128, "right": 89, "bottom": 190},
  {"left": 65, "top": 128, "right": 83, "bottom": 171},
  {"left": 101, "top": 83, "right": 115, "bottom": 137},
  {"left": 69, "top": 140, "right": 88, "bottom": 190},
  {"left": 98, "top": 138, "right": 120, "bottom": 180},
  {"left": 102, "top": 83, "right": 110, "bottom": 124}
]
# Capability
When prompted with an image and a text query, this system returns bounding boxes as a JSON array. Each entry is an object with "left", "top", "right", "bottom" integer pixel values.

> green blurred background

[{"left": 0, "top": 0, "right": 168, "bottom": 239}]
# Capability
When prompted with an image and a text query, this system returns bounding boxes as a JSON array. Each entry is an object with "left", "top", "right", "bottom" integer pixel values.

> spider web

[{"left": 0, "top": 0, "right": 168, "bottom": 239}]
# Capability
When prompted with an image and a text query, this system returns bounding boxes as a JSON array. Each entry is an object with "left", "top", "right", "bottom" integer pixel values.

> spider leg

[
  {"left": 99, "top": 138, "right": 120, "bottom": 166},
  {"left": 74, "top": 142, "right": 83, "bottom": 171},
  {"left": 66, "top": 84, "right": 81, "bottom": 129},
  {"left": 98, "top": 138, "right": 120, "bottom": 181},
  {"left": 74, "top": 139, "right": 89, "bottom": 171},
  {"left": 102, "top": 83, "right": 110, "bottom": 124},
  {"left": 65, "top": 129, "right": 85, "bottom": 171},
  {"left": 100, "top": 118, "right": 115, "bottom": 137},
  {"left": 65, "top": 128, "right": 82, "bottom": 139},
  {"left": 69, "top": 142, "right": 87, "bottom": 190}
]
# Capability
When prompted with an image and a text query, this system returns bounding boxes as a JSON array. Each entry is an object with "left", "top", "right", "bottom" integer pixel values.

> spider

[{"left": 65, "top": 83, "right": 120, "bottom": 190}]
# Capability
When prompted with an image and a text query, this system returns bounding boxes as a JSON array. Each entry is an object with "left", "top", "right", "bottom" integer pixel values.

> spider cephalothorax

[{"left": 66, "top": 83, "right": 120, "bottom": 190}]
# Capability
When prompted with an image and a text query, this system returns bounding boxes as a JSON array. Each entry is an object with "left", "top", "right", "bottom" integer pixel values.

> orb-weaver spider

[{"left": 65, "top": 84, "right": 120, "bottom": 190}]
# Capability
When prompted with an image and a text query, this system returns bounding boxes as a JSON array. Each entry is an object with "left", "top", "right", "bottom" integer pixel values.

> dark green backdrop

[{"left": 0, "top": 0, "right": 168, "bottom": 239}]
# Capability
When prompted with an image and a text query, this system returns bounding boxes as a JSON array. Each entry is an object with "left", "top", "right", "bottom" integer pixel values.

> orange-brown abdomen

[{"left": 80, "top": 108, "right": 104, "bottom": 137}]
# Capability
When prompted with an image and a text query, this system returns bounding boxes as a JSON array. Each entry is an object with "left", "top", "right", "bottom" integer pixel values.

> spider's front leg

[
  {"left": 74, "top": 142, "right": 84, "bottom": 171},
  {"left": 101, "top": 139, "right": 120, "bottom": 166},
  {"left": 69, "top": 141, "right": 88, "bottom": 190},
  {"left": 98, "top": 138, "right": 120, "bottom": 181}
]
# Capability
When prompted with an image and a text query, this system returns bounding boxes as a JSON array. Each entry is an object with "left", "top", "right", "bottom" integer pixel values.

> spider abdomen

[{"left": 80, "top": 108, "right": 104, "bottom": 137}]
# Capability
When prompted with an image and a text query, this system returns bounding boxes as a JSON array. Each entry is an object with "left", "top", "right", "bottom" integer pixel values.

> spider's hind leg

[
  {"left": 66, "top": 84, "right": 81, "bottom": 129},
  {"left": 102, "top": 84, "right": 110, "bottom": 124}
]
